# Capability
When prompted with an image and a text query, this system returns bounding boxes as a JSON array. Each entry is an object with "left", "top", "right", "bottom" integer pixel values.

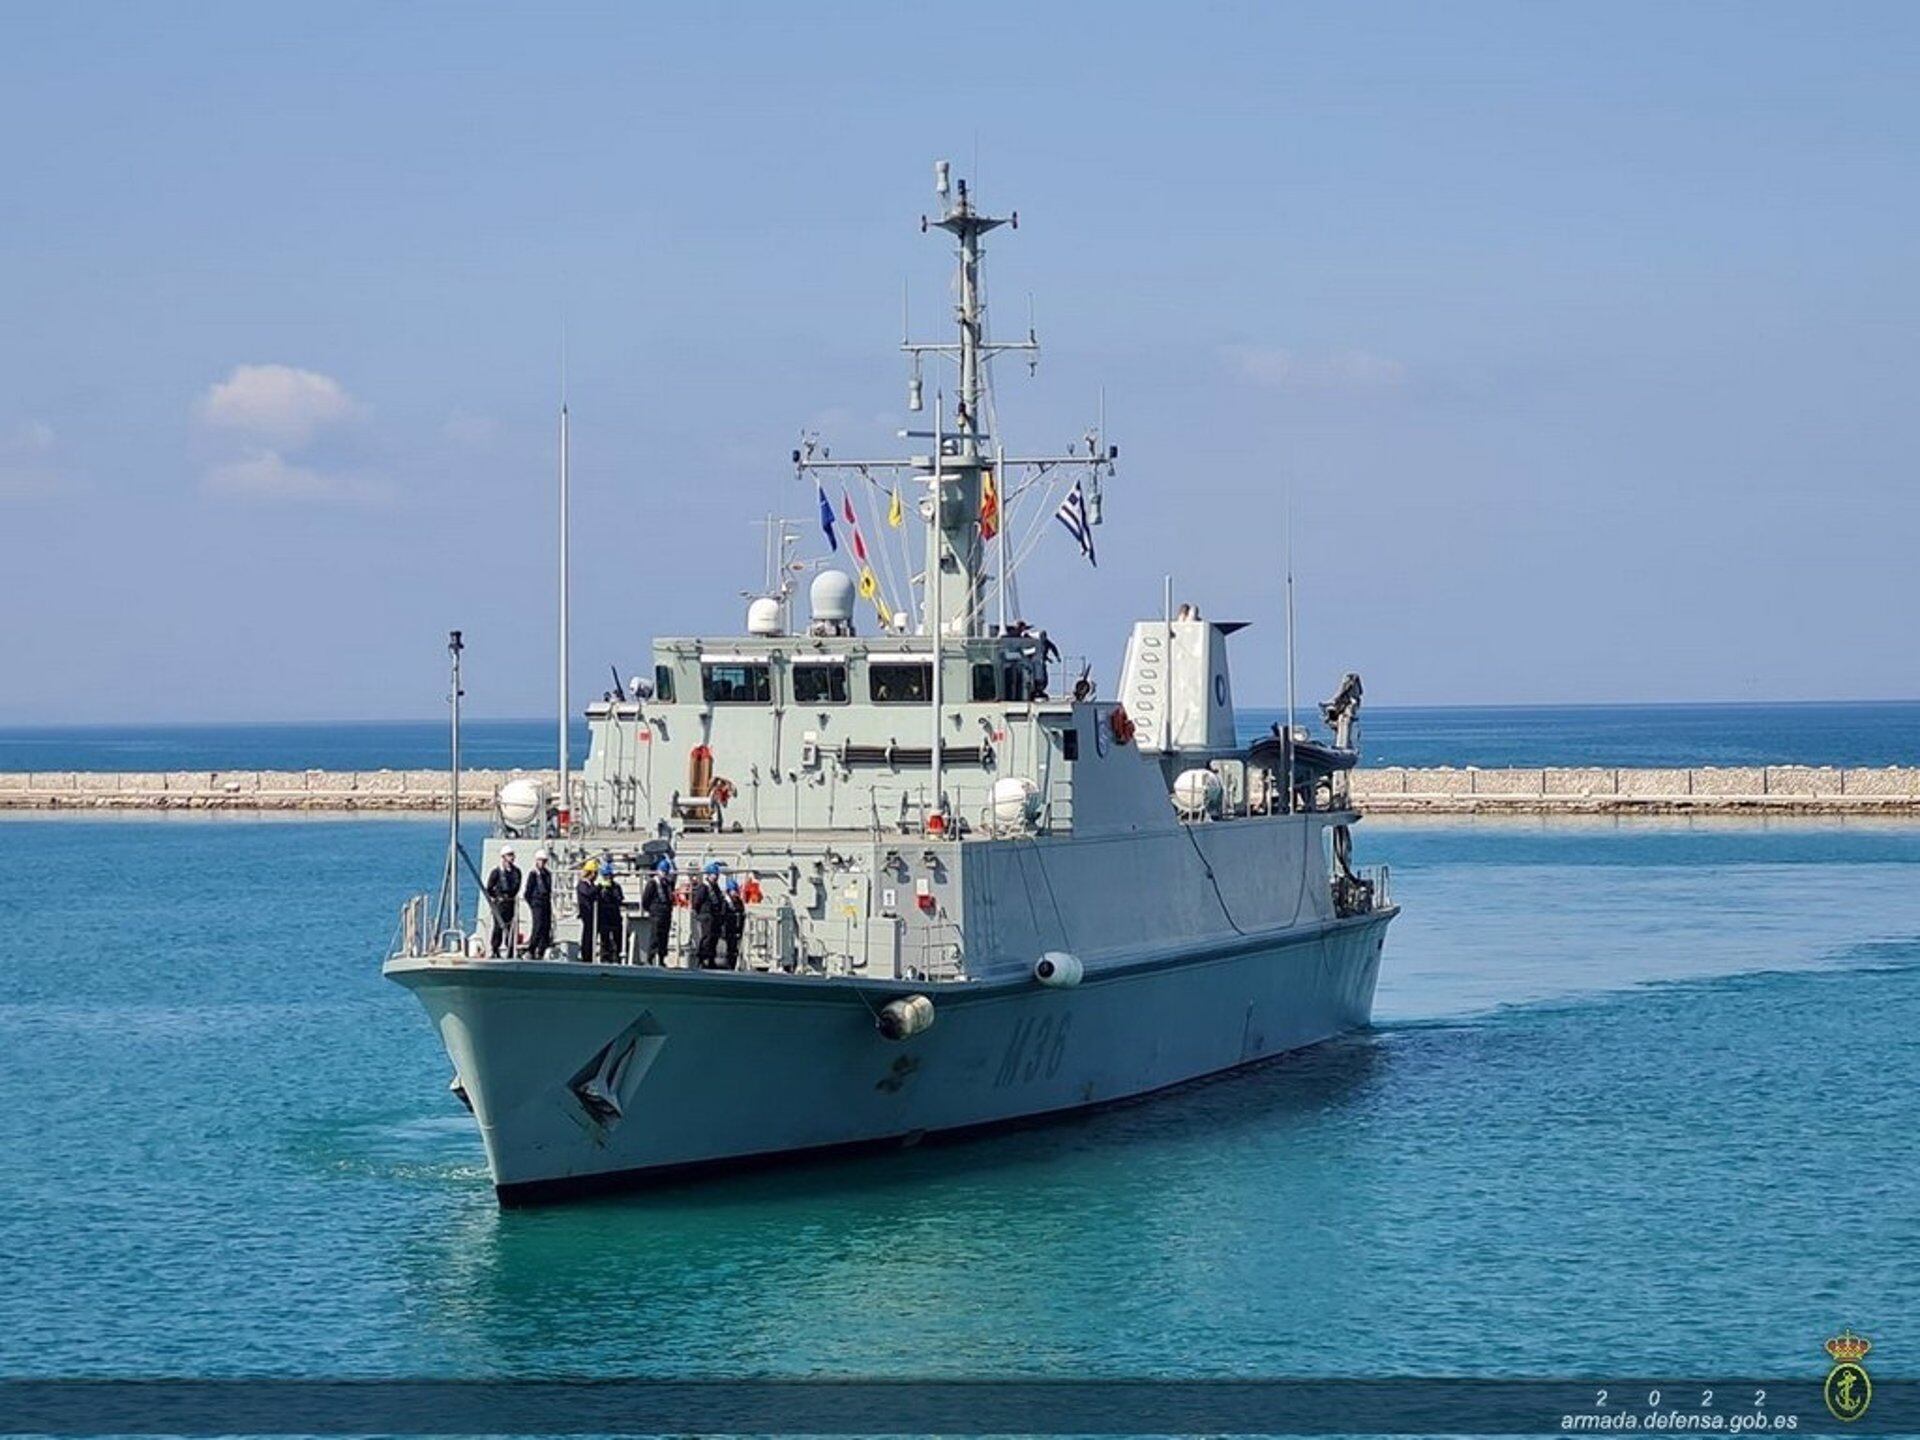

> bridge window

[
  {"left": 869, "top": 662, "right": 933, "bottom": 704},
  {"left": 702, "top": 663, "right": 771, "bottom": 704},
  {"left": 793, "top": 662, "right": 849, "bottom": 705},
  {"left": 971, "top": 662, "right": 998, "bottom": 702},
  {"left": 653, "top": 664, "right": 676, "bottom": 703}
]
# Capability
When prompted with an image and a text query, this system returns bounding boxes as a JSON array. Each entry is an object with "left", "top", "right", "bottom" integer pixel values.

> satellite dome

[
  {"left": 810, "top": 570, "right": 856, "bottom": 625},
  {"left": 746, "top": 596, "right": 783, "bottom": 636}
]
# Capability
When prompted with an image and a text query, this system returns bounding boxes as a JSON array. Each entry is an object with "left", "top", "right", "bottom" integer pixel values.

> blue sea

[
  {"left": 0, "top": 815, "right": 1913, "bottom": 1395},
  {"left": 2, "top": 700, "right": 1918, "bottom": 772}
]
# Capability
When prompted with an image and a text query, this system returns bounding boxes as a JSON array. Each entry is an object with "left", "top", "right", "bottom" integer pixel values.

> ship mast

[
  {"left": 903, "top": 162, "right": 1034, "bottom": 639},
  {"left": 442, "top": 628, "right": 464, "bottom": 942},
  {"left": 795, "top": 162, "right": 1112, "bottom": 634},
  {"left": 557, "top": 402, "right": 571, "bottom": 832}
]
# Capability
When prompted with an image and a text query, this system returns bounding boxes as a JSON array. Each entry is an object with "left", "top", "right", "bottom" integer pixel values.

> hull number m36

[{"left": 994, "top": 1013, "right": 1071, "bottom": 1088}]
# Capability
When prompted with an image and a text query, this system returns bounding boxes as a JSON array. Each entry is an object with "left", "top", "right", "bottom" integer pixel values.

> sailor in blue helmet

[
  {"left": 691, "top": 860, "right": 725, "bottom": 967},
  {"left": 719, "top": 878, "right": 747, "bottom": 969},
  {"left": 639, "top": 858, "right": 677, "bottom": 965}
]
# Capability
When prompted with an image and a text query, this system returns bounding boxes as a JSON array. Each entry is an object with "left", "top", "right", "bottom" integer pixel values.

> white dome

[
  {"left": 1171, "top": 768, "right": 1224, "bottom": 818},
  {"left": 745, "top": 596, "right": 783, "bottom": 636},
  {"left": 496, "top": 777, "right": 548, "bottom": 831},
  {"left": 810, "top": 570, "right": 856, "bottom": 624},
  {"left": 990, "top": 776, "right": 1041, "bottom": 829}
]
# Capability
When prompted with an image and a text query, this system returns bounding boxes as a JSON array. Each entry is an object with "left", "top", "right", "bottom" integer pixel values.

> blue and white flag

[
  {"left": 817, "top": 484, "right": 838, "bottom": 552},
  {"left": 1055, "top": 481, "right": 1096, "bottom": 566}
]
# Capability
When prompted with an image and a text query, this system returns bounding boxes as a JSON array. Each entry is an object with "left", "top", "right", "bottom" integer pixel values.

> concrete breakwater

[
  {"left": 0, "top": 769, "right": 555, "bottom": 812},
  {"left": 2, "top": 766, "right": 1918, "bottom": 814},
  {"left": 1351, "top": 765, "right": 1920, "bottom": 814}
]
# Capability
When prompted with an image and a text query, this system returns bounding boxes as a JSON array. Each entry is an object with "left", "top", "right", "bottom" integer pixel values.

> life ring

[{"left": 1109, "top": 705, "right": 1136, "bottom": 746}]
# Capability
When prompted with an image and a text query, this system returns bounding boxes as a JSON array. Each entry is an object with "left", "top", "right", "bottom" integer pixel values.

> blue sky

[{"left": 3, "top": 2, "right": 1916, "bottom": 722}]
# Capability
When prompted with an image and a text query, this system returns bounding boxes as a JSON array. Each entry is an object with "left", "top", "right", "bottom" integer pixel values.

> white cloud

[
  {"left": 202, "top": 448, "right": 386, "bottom": 505},
  {"left": 197, "top": 363, "right": 359, "bottom": 446},
  {"left": 196, "top": 364, "right": 380, "bottom": 504},
  {"left": 0, "top": 419, "right": 63, "bottom": 500},
  {"left": 1224, "top": 345, "right": 1407, "bottom": 391}
]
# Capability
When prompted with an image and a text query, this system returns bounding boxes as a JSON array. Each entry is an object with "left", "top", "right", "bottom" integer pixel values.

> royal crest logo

[{"left": 1823, "top": 1328, "right": 1872, "bottom": 1423}]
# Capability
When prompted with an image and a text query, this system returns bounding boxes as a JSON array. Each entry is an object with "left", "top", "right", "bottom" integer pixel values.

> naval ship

[{"left": 384, "top": 164, "right": 1396, "bottom": 1203}]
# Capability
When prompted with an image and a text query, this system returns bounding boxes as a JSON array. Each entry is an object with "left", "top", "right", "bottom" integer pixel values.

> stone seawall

[
  {"left": 1, "top": 766, "right": 1917, "bottom": 814},
  {"left": 0, "top": 769, "right": 556, "bottom": 812},
  {"left": 1350, "top": 766, "right": 1920, "bottom": 814}
]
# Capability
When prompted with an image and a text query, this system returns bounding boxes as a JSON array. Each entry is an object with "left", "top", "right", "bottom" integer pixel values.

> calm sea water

[
  {"left": 2, "top": 700, "right": 1917, "bottom": 772},
  {"left": 0, "top": 816, "right": 1913, "bottom": 1381}
]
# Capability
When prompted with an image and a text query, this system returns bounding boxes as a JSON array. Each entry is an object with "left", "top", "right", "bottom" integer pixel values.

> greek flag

[{"left": 1055, "top": 481, "right": 1096, "bottom": 566}]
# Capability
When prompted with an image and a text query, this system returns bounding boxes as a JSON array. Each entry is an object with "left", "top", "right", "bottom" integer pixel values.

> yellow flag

[
  {"left": 887, "top": 486, "right": 903, "bottom": 528},
  {"left": 858, "top": 566, "right": 878, "bottom": 599}
]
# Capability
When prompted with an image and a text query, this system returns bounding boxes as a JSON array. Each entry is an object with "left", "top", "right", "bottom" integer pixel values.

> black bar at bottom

[{"left": 0, "top": 1377, "right": 1912, "bottom": 1436}]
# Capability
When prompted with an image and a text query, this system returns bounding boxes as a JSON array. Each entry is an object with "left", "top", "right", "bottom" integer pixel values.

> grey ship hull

[{"left": 386, "top": 909, "right": 1392, "bottom": 1203}]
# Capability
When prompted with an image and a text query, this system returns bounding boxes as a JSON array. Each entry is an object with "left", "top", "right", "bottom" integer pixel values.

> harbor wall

[
  {"left": 1, "top": 767, "right": 1918, "bottom": 814},
  {"left": 1349, "top": 765, "right": 1920, "bottom": 813},
  {"left": 0, "top": 769, "right": 557, "bottom": 812}
]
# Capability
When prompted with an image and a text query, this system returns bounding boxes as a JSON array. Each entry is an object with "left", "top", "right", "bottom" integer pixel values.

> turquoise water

[
  {"left": 3, "top": 700, "right": 1918, "bottom": 771},
  {"left": 0, "top": 817, "right": 1915, "bottom": 1381}
]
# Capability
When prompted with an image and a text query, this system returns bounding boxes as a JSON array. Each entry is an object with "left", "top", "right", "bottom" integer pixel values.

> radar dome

[
  {"left": 496, "top": 777, "right": 549, "bottom": 832},
  {"left": 810, "top": 570, "right": 856, "bottom": 625},
  {"left": 746, "top": 596, "right": 783, "bottom": 636}
]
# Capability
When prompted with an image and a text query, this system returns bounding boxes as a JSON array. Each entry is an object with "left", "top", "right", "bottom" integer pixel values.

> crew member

[
  {"left": 484, "top": 848, "right": 522, "bottom": 958},
  {"left": 575, "top": 858, "right": 600, "bottom": 960},
  {"left": 523, "top": 850, "right": 554, "bottom": 959},
  {"left": 595, "top": 860, "right": 626, "bottom": 964},
  {"left": 640, "top": 860, "right": 676, "bottom": 965},
  {"left": 690, "top": 861, "right": 724, "bottom": 967},
  {"left": 719, "top": 878, "right": 747, "bottom": 969}
]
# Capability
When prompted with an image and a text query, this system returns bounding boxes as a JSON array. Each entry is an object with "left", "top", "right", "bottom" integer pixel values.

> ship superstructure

[{"left": 385, "top": 165, "right": 1395, "bottom": 1203}]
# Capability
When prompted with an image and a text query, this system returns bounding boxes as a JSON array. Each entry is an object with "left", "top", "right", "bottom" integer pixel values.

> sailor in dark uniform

[
  {"left": 690, "top": 861, "right": 724, "bottom": 967},
  {"left": 640, "top": 860, "right": 677, "bottom": 964},
  {"left": 523, "top": 850, "right": 554, "bottom": 959},
  {"left": 575, "top": 859, "right": 601, "bottom": 960},
  {"left": 719, "top": 879, "right": 747, "bottom": 969},
  {"left": 483, "top": 848, "right": 522, "bottom": 957},
  {"left": 595, "top": 861, "right": 626, "bottom": 964}
]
